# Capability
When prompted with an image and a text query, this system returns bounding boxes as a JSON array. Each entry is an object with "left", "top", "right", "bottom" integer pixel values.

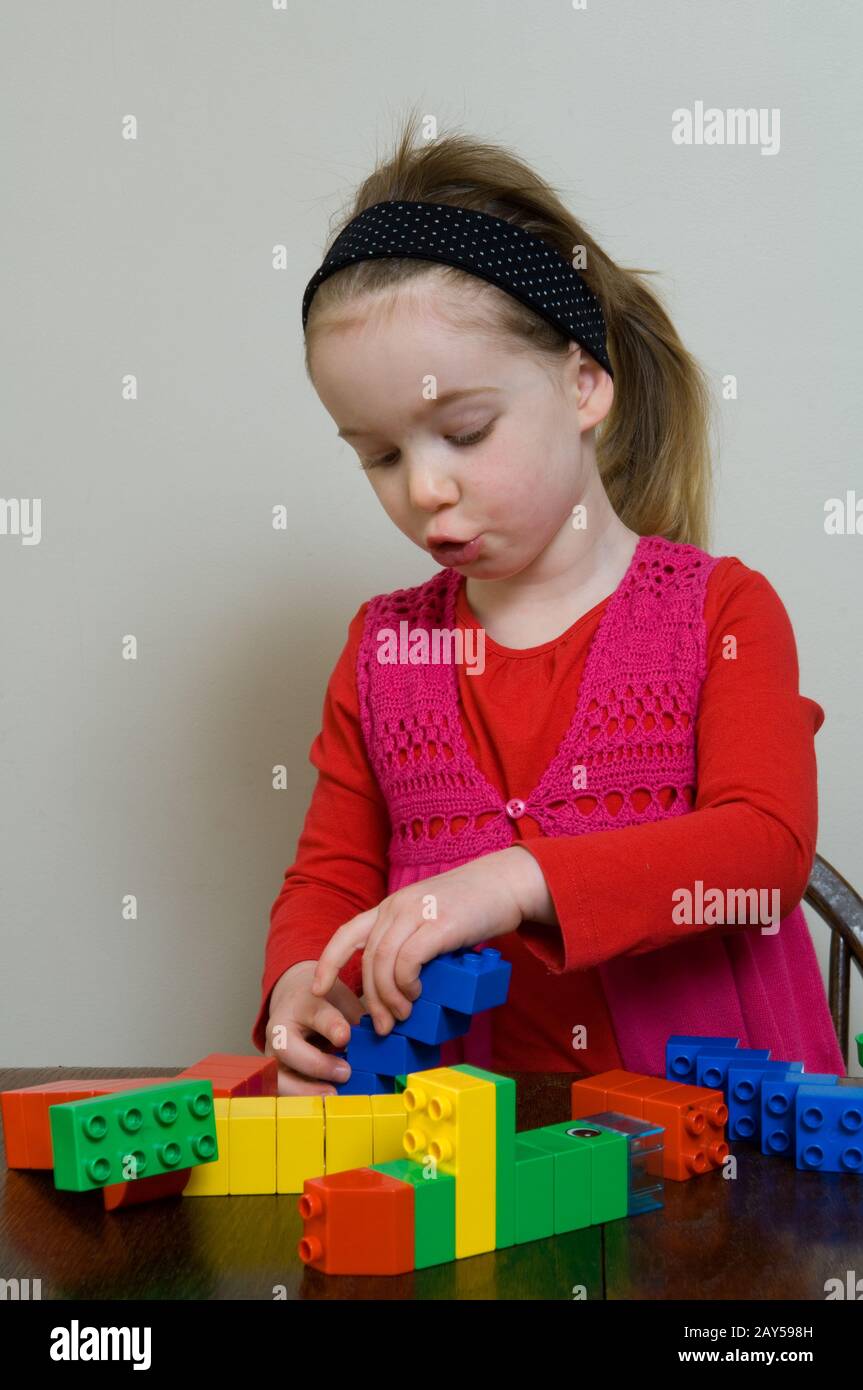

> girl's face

[{"left": 307, "top": 281, "right": 612, "bottom": 581}]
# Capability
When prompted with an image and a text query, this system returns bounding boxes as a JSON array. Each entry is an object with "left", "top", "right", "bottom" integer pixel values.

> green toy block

[
  {"left": 49, "top": 1080, "right": 218, "bottom": 1192},
  {"left": 372, "top": 1158, "right": 456, "bottom": 1269},
  {"left": 516, "top": 1125, "right": 592, "bottom": 1234},
  {"left": 514, "top": 1139, "right": 554, "bottom": 1244},
  {"left": 530, "top": 1119, "right": 628, "bottom": 1224},
  {"left": 857, "top": 1032, "right": 863, "bottom": 1069},
  {"left": 451, "top": 1063, "right": 516, "bottom": 1249},
  {"left": 394, "top": 1075, "right": 407, "bottom": 1093}
]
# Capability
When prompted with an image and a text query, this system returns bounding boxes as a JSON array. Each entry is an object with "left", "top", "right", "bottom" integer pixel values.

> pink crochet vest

[{"left": 356, "top": 534, "right": 845, "bottom": 1078}]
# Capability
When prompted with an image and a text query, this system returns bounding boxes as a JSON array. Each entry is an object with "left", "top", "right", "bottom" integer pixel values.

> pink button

[{"left": 505, "top": 798, "right": 526, "bottom": 819}]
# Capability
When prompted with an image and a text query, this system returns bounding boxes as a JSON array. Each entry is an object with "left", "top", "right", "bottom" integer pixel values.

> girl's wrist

[{"left": 499, "top": 845, "right": 557, "bottom": 926}]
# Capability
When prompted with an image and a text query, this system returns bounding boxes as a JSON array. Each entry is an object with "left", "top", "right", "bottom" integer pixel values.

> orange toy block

[
  {"left": 641, "top": 1083, "right": 729, "bottom": 1180},
  {"left": 570, "top": 1070, "right": 649, "bottom": 1119},
  {"left": 1, "top": 1077, "right": 175, "bottom": 1170},
  {"left": 603, "top": 1075, "right": 684, "bottom": 1114},
  {"left": 298, "top": 1169, "right": 414, "bottom": 1276},
  {"left": 103, "top": 1168, "right": 191, "bottom": 1210},
  {"left": 175, "top": 1054, "right": 278, "bottom": 1098}
]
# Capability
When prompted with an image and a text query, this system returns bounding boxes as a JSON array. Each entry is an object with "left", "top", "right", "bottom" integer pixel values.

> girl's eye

[{"left": 360, "top": 424, "right": 492, "bottom": 471}]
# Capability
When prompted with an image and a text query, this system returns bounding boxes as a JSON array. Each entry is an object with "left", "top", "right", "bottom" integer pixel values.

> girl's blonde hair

[{"left": 304, "top": 111, "right": 714, "bottom": 549}]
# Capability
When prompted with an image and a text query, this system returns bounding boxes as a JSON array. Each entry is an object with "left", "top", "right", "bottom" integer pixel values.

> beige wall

[{"left": 1, "top": 0, "right": 860, "bottom": 1072}]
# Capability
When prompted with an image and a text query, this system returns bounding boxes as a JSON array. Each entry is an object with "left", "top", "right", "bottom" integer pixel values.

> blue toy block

[
  {"left": 795, "top": 1083, "right": 863, "bottom": 1173},
  {"left": 392, "top": 996, "right": 472, "bottom": 1046},
  {"left": 333, "top": 1067, "right": 394, "bottom": 1096},
  {"left": 416, "top": 947, "right": 512, "bottom": 1014},
  {"left": 665, "top": 1035, "right": 740, "bottom": 1085},
  {"left": 726, "top": 1060, "right": 804, "bottom": 1143},
  {"left": 761, "top": 1073, "right": 838, "bottom": 1157},
  {"left": 695, "top": 1048, "right": 771, "bottom": 1094},
  {"left": 346, "top": 1015, "right": 440, "bottom": 1077}
]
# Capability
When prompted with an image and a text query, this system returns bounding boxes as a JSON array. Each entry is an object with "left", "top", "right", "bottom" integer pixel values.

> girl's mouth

[{"left": 428, "top": 535, "right": 483, "bottom": 567}]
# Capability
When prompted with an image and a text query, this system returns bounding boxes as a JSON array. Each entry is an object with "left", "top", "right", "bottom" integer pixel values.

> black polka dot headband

[{"left": 301, "top": 199, "right": 614, "bottom": 378}]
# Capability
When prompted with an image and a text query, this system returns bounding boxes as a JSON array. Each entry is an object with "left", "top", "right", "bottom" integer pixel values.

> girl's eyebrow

[{"left": 337, "top": 386, "right": 501, "bottom": 440}]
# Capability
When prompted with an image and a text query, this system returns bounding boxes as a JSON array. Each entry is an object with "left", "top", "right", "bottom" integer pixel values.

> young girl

[{"left": 253, "top": 115, "right": 845, "bottom": 1094}]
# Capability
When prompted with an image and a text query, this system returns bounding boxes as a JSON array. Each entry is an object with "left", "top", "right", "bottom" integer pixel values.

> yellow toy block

[
  {"left": 228, "top": 1097, "right": 276, "bottom": 1194},
  {"left": 371, "top": 1093, "right": 408, "bottom": 1163},
  {"left": 403, "top": 1066, "right": 496, "bottom": 1259},
  {"left": 184, "top": 1098, "right": 230, "bottom": 1195},
  {"left": 276, "top": 1096, "right": 324, "bottom": 1192},
  {"left": 323, "top": 1095, "right": 373, "bottom": 1174}
]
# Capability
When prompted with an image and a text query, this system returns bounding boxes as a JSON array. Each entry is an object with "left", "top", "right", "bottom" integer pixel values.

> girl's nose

[{"left": 406, "top": 460, "right": 461, "bottom": 512}]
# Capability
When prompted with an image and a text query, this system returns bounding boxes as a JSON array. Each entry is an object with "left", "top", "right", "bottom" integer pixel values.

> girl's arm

[
  {"left": 251, "top": 602, "right": 391, "bottom": 1052},
  {"left": 515, "top": 558, "right": 823, "bottom": 971}
]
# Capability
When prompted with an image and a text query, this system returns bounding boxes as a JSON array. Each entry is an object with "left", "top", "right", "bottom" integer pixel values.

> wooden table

[{"left": 2, "top": 1066, "right": 861, "bottom": 1301}]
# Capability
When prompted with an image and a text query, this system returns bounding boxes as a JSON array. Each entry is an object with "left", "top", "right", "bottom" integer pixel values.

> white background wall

[{"left": 2, "top": 0, "right": 860, "bottom": 1071}]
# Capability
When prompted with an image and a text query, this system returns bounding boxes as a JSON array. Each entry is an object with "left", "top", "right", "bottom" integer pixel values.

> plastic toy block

[
  {"left": 1, "top": 1077, "right": 176, "bottom": 1170},
  {"left": 857, "top": 1032, "right": 863, "bottom": 1068},
  {"left": 416, "top": 947, "right": 512, "bottom": 1015},
  {"left": 516, "top": 1126, "right": 593, "bottom": 1231},
  {"left": 666, "top": 1036, "right": 740, "bottom": 1085},
  {"left": 523, "top": 1120, "right": 627, "bottom": 1224},
  {"left": 373, "top": 1158, "right": 456, "bottom": 1269},
  {"left": 103, "top": 1167, "right": 191, "bottom": 1210},
  {"left": 371, "top": 1094, "right": 408, "bottom": 1163},
  {"left": 184, "top": 1098, "right": 230, "bottom": 1195},
  {"left": 174, "top": 1054, "right": 277, "bottom": 1098},
  {"left": 576, "top": 1112, "right": 665, "bottom": 1215},
  {"left": 346, "top": 1015, "right": 440, "bottom": 1078},
  {"left": 726, "top": 1060, "right": 805, "bottom": 1143},
  {"left": 695, "top": 1048, "right": 771, "bottom": 1094},
  {"left": 452, "top": 1063, "right": 516, "bottom": 1250},
  {"left": 514, "top": 1139, "right": 555, "bottom": 1244},
  {"left": 331, "top": 1056, "right": 394, "bottom": 1096},
  {"left": 1, "top": 1089, "right": 28, "bottom": 1166},
  {"left": 570, "top": 1070, "right": 648, "bottom": 1119},
  {"left": 298, "top": 1168, "right": 414, "bottom": 1275},
  {"left": 228, "top": 1097, "right": 276, "bottom": 1193},
  {"left": 640, "top": 1084, "right": 728, "bottom": 1180},
  {"left": 392, "top": 995, "right": 473, "bottom": 1046},
  {"left": 761, "top": 1074, "right": 838, "bottom": 1159},
  {"left": 403, "top": 1066, "right": 496, "bottom": 1258},
  {"left": 274, "top": 1096, "right": 324, "bottom": 1192},
  {"left": 795, "top": 1083, "right": 863, "bottom": 1173},
  {"left": 49, "top": 1081, "right": 218, "bottom": 1192},
  {"left": 603, "top": 1074, "right": 685, "bottom": 1118},
  {"left": 3, "top": 1083, "right": 98, "bottom": 1168},
  {"left": 324, "top": 1095, "right": 373, "bottom": 1174},
  {"left": 394, "top": 1075, "right": 407, "bottom": 1092}
]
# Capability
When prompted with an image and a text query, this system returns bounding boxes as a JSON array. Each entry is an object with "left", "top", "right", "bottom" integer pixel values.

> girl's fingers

[
  {"left": 393, "top": 920, "right": 463, "bottom": 995},
  {"left": 328, "top": 978, "right": 366, "bottom": 1026},
  {"left": 311, "top": 908, "right": 378, "bottom": 995},
  {"left": 268, "top": 1005, "right": 353, "bottom": 1086},
  {"left": 275, "top": 1065, "right": 340, "bottom": 1098},
  {"left": 364, "top": 909, "right": 428, "bottom": 1032}
]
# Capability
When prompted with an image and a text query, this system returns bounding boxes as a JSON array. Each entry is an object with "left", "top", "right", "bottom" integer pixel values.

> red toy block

[
  {"left": 103, "top": 1167, "right": 191, "bottom": 1210},
  {"left": 571, "top": 1070, "right": 647, "bottom": 1118},
  {"left": 641, "top": 1083, "right": 729, "bottom": 1180},
  {"left": 175, "top": 1054, "right": 278, "bottom": 1098},
  {"left": 298, "top": 1168, "right": 414, "bottom": 1275},
  {"left": 604, "top": 1075, "right": 685, "bottom": 1114},
  {"left": 2, "top": 1077, "right": 173, "bottom": 1170}
]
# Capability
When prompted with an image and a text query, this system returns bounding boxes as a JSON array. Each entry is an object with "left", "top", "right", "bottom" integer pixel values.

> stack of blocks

[
  {"left": 572, "top": 1035, "right": 863, "bottom": 1178},
  {"left": 330, "top": 947, "right": 512, "bottom": 1093},
  {"left": 298, "top": 1063, "right": 667, "bottom": 1275},
  {"left": 1, "top": 1009, "right": 860, "bottom": 1268}
]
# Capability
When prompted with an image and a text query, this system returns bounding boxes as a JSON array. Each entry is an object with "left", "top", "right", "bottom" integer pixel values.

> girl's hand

[
  {"left": 310, "top": 846, "right": 549, "bottom": 1035},
  {"left": 264, "top": 960, "right": 367, "bottom": 1095}
]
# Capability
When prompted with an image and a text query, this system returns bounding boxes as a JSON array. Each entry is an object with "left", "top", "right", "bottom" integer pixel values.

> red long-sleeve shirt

[{"left": 253, "top": 555, "right": 824, "bottom": 1072}]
